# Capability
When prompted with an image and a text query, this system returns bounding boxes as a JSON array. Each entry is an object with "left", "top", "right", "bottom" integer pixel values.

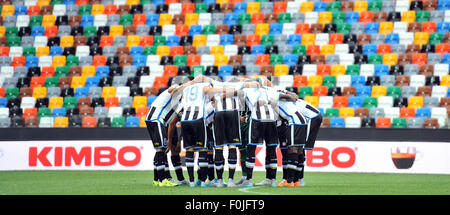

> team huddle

[{"left": 145, "top": 75, "right": 322, "bottom": 188}]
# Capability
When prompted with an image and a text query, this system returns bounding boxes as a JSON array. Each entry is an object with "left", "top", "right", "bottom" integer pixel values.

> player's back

[
  {"left": 243, "top": 87, "right": 280, "bottom": 122},
  {"left": 211, "top": 81, "right": 244, "bottom": 112},
  {"left": 278, "top": 100, "right": 307, "bottom": 125},
  {"left": 180, "top": 83, "right": 210, "bottom": 121},
  {"left": 146, "top": 89, "right": 178, "bottom": 124}
]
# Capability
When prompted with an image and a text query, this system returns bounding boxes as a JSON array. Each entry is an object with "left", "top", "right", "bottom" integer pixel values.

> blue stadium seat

[
  {"left": 441, "top": 53, "right": 450, "bottom": 64},
  {"left": 147, "top": 96, "right": 157, "bottom": 106},
  {"left": 74, "top": 87, "right": 90, "bottom": 98},
  {"left": 284, "top": 54, "right": 299, "bottom": 66},
  {"left": 385, "top": 33, "right": 399, "bottom": 44},
  {"left": 81, "top": 15, "right": 94, "bottom": 27},
  {"left": 314, "top": 1, "right": 328, "bottom": 12},
  {"left": 351, "top": 75, "right": 366, "bottom": 86},
  {"left": 133, "top": 55, "right": 147, "bottom": 67},
  {"left": 96, "top": 66, "right": 110, "bottom": 77},
  {"left": 146, "top": 14, "right": 159, "bottom": 26},
  {"left": 416, "top": 107, "right": 432, "bottom": 118},
  {"left": 63, "top": 0, "right": 75, "bottom": 5},
  {"left": 152, "top": 0, "right": 165, "bottom": 5},
  {"left": 224, "top": 13, "right": 238, "bottom": 25},
  {"left": 356, "top": 86, "right": 372, "bottom": 97},
  {"left": 363, "top": 44, "right": 378, "bottom": 55},
  {"left": 269, "top": 23, "right": 283, "bottom": 35},
  {"left": 436, "top": 22, "right": 450, "bottom": 33},
  {"left": 26, "top": 56, "right": 39, "bottom": 67},
  {"left": 251, "top": 45, "right": 266, "bottom": 55},
  {"left": 438, "top": 0, "right": 450, "bottom": 10},
  {"left": 0, "top": 98, "right": 7, "bottom": 107},
  {"left": 85, "top": 77, "right": 100, "bottom": 88},
  {"left": 346, "top": 12, "right": 360, "bottom": 24},
  {"left": 50, "top": 46, "right": 63, "bottom": 56},
  {"left": 15, "top": 5, "right": 28, "bottom": 15},
  {"left": 348, "top": 96, "right": 364, "bottom": 108},
  {"left": 218, "top": 65, "right": 233, "bottom": 79},
  {"left": 287, "top": 34, "right": 301, "bottom": 45},
  {"left": 330, "top": 117, "right": 345, "bottom": 128},
  {"left": 234, "top": 3, "right": 248, "bottom": 14},
  {"left": 125, "top": 116, "right": 140, "bottom": 127},
  {"left": 189, "top": 25, "right": 203, "bottom": 36},
  {"left": 52, "top": 108, "right": 67, "bottom": 117},
  {"left": 31, "top": 26, "right": 45, "bottom": 36},
  {"left": 365, "top": 22, "right": 379, "bottom": 34},
  {"left": 220, "top": 34, "right": 234, "bottom": 45},
  {"left": 129, "top": 46, "right": 143, "bottom": 56},
  {"left": 375, "top": 64, "right": 389, "bottom": 77},
  {"left": 166, "top": 36, "right": 180, "bottom": 46}
]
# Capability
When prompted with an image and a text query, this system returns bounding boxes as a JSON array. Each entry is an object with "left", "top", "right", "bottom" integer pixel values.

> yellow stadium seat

[
  {"left": 60, "top": 36, "right": 74, "bottom": 48},
  {"left": 301, "top": 33, "right": 315, "bottom": 45},
  {"left": 401, "top": 11, "right": 416, "bottom": 23},
  {"left": 379, "top": 22, "right": 394, "bottom": 34},
  {"left": 71, "top": 76, "right": 87, "bottom": 88},
  {"left": 110, "top": 25, "right": 123, "bottom": 37},
  {"left": 339, "top": 107, "right": 355, "bottom": 118},
  {"left": 37, "top": 0, "right": 51, "bottom": 6},
  {"left": 441, "top": 75, "right": 450, "bottom": 87},
  {"left": 156, "top": 45, "right": 170, "bottom": 56},
  {"left": 102, "top": 86, "right": 116, "bottom": 98},
  {"left": 247, "top": 2, "right": 261, "bottom": 14},
  {"left": 331, "top": 65, "right": 346, "bottom": 76},
  {"left": 91, "top": 4, "right": 105, "bottom": 15},
  {"left": 300, "top": 2, "right": 314, "bottom": 12},
  {"left": 210, "top": 45, "right": 224, "bottom": 55},
  {"left": 32, "top": 87, "right": 47, "bottom": 98},
  {"left": 159, "top": 13, "right": 172, "bottom": 26},
  {"left": 354, "top": 1, "right": 368, "bottom": 12},
  {"left": 127, "top": 0, "right": 140, "bottom": 6},
  {"left": 1, "top": 5, "right": 15, "bottom": 17},
  {"left": 304, "top": 96, "right": 319, "bottom": 107},
  {"left": 274, "top": 64, "right": 289, "bottom": 76},
  {"left": 185, "top": 13, "right": 199, "bottom": 25},
  {"left": 132, "top": 96, "right": 147, "bottom": 109},
  {"left": 36, "top": 46, "right": 50, "bottom": 57},
  {"left": 382, "top": 53, "right": 398, "bottom": 67},
  {"left": 82, "top": 66, "right": 96, "bottom": 77},
  {"left": 414, "top": 32, "right": 429, "bottom": 45},
  {"left": 49, "top": 97, "right": 64, "bottom": 109},
  {"left": 52, "top": 56, "right": 66, "bottom": 67},
  {"left": 216, "top": 0, "right": 228, "bottom": 5},
  {"left": 42, "top": 15, "right": 56, "bottom": 27},
  {"left": 320, "top": 44, "right": 335, "bottom": 55},
  {"left": 371, "top": 86, "right": 387, "bottom": 97},
  {"left": 255, "top": 23, "right": 269, "bottom": 35},
  {"left": 53, "top": 117, "right": 69, "bottom": 128},
  {"left": 140, "top": 117, "right": 146, "bottom": 127},
  {"left": 408, "top": 96, "right": 424, "bottom": 108},
  {"left": 308, "top": 75, "right": 323, "bottom": 87},
  {"left": 0, "top": 26, "right": 5, "bottom": 37},
  {"left": 126, "top": 35, "right": 140, "bottom": 47},
  {"left": 193, "top": 34, "right": 207, "bottom": 47},
  {"left": 318, "top": 12, "right": 332, "bottom": 24},
  {"left": 214, "top": 55, "right": 229, "bottom": 66}
]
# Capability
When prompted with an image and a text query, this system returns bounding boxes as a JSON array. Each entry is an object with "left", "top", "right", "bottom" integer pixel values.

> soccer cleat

[
  {"left": 287, "top": 182, "right": 295, "bottom": 187},
  {"left": 255, "top": 178, "right": 272, "bottom": 186},
  {"left": 235, "top": 176, "right": 246, "bottom": 185},
  {"left": 178, "top": 179, "right": 190, "bottom": 186},
  {"left": 227, "top": 179, "right": 236, "bottom": 188},
  {"left": 189, "top": 181, "right": 197, "bottom": 187},
  {"left": 153, "top": 180, "right": 160, "bottom": 186},
  {"left": 160, "top": 179, "right": 178, "bottom": 187},
  {"left": 293, "top": 181, "right": 300, "bottom": 187},
  {"left": 277, "top": 179, "right": 289, "bottom": 187},
  {"left": 214, "top": 179, "right": 225, "bottom": 187},
  {"left": 200, "top": 181, "right": 208, "bottom": 188},
  {"left": 299, "top": 178, "right": 305, "bottom": 186},
  {"left": 240, "top": 179, "right": 253, "bottom": 187},
  {"left": 196, "top": 179, "right": 202, "bottom": 186},
  {"left": 270, "top": 179, "right": 277, "bottom": 187}
]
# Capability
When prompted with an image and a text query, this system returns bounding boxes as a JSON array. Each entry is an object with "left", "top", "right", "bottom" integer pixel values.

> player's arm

[
  {"left": 204, "top": 87, "right": 239, "bottom": 98},
  {"left": 243, "top": 81, "right": 261, "bottom": 88},
  {"left": 166, "top": 113, "right": 180, "bottom": 154}
]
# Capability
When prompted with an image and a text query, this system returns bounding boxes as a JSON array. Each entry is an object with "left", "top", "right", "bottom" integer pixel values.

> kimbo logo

[{"left": 28, "top": 146, "right": 141, "bottom": 167}]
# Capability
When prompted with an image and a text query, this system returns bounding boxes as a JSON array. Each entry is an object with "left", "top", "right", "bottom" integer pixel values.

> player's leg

[
  {"left": 236, "top": 115, "right": 249, "bottom": 185},
  {"left": 212, "top": 113, "right": 226, "bottom": 186},
  {"left": 286, "top": 146, "right": 299, "bottom": 186},
  {"left": 297, "top": 148, "right": 306, "bottom": 186},
  {"left": 224, "top": 110, "right": 241, "bottom": 187},
  {"left": 194, "top": 119, "right": 209, "bottom": 187},
  {"left": 241, "top": 119, "right": 262, "bottom": 187},
  {"left": 264, "top": 122, "right": 280, "bottom": 187},
  {"left": 181, "top": 121, "right": 196, "bottom": 186},
  {"left": 145, "top": 121, "right": 170, "bottom": 185},
  {"left": 277, "top": 121, "right": 289, "bottom": 186},
  {"left": 206, "top": 126, "right": 216, "bottom": 185}
]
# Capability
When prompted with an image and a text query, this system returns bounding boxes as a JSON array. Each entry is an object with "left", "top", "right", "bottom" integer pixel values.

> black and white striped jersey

[
  {"left": 278, "top": 100, "right": 307, "bottom": 125},
  {"left": 179, "top": 83, "right": 211, "bottom": 122},
  {"left": 210, "top": 80, "right": 244, "bottom": 112},
  {"left": 295, "top": 99, "right": 321, "bottom": 119},
  {"left": 243, "top": 87, "right": 281, "bottom": 122},
  {"left": 145, "top": 89, "right": 180, "bottom": 126}
]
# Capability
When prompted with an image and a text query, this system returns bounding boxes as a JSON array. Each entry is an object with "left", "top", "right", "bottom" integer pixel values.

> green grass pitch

[{"left": 1, "top": 170, "right": 449, "bottom": 195}]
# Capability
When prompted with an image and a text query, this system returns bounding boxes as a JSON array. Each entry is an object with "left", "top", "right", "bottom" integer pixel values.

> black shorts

[
  {"left": 181, "top": 119, "right": 206, "bottom": 150},
  {"left": 249, "top": 120, "right": 279, "bottom": 146},
  {"left": 213, "top": 111, "right": 241, "bottom": 147},
  {"left": 286, "top": 124, "right": 307, "bottom": 147},
  {"left": 305, "top": 114, "right": 322, "bottom": 150},
  {"left": 277, "top": 123, "right": 289, "bottom": 149},
  {"left": 145, "top": 121, "right": 167, "bottom": 149}
]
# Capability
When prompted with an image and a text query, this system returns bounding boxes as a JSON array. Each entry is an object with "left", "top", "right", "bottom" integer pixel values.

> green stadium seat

[{"left": 392, "top": 118, "right": 407, "bottom": 128}]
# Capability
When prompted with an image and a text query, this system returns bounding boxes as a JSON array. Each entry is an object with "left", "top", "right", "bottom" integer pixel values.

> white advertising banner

[{"left": 0, "top": 140, "right": 449, "bottom": 174}]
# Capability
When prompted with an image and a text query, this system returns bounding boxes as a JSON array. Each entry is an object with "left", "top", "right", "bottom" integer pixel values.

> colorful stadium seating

[{"left": 0, "top": 0, "right": 447, "bottom": 129}]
